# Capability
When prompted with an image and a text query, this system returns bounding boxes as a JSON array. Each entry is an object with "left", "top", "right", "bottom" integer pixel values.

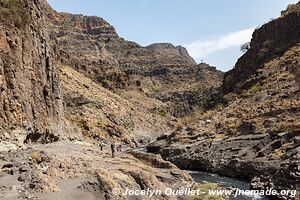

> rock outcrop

[
  {"left": 145, "top": 43, "right": 197, "bottom": 66},
  {"left": 0, "top": 0, "right": 68, "bottom": 143},
  {"left": 223, "top": 1, "right": 300, "bottom": 93},
  {"left": 0, "top": 0, "right": 223, "bottom": 146}
]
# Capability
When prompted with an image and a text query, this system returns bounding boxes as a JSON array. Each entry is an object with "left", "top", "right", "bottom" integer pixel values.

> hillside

[
  {"left": 223, "top": 1, "right": 300, "bottom": 93},
  {"left": 150, "top": 2, "right": 300, "bottom": 199},
  {"left": 0, "top": 1, "right": 195, "bottom": 199},
  {"left": 43, "top": 4, "right": 223, "bottom": 142}
]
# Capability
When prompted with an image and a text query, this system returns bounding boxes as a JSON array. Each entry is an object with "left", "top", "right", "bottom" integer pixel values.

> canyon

[{"left": 0, "top": 0, "right": 299, "bottom": 199}]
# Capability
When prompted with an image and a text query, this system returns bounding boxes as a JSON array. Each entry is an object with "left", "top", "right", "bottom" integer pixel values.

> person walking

[
  {"left": 99, "top": 141, "right": 105, "bottom": 151},
  {"left": 111, "top": 142, "right": 116, "bottom": 158}
]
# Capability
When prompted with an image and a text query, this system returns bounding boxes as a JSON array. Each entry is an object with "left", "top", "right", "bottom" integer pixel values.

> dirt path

[{"left": 0, "top": 140, "right": 192, "bottom": 200}]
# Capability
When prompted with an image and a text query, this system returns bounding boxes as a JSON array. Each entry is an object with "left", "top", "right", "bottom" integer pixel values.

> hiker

[
  {"left": 209, "top": 139, "right": 213, "bottom": 148},
  {"left": 99, "top": 141, "right": 105, "bottom": 151},
  {"left": 111, "top": 143, "right": 116, "bottom": 158}
]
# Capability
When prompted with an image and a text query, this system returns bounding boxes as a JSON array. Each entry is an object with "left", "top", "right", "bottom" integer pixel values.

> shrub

[
  {"left": 261, "top": 72, "right": 269, "bottom": 79},
  {"left": 30, "top": 151, "right": 42, "bottom": 163},
  {"left": 274, "top": 48, "right": 282, "bottom": 55},
  {"left": 250, "top": 82, "right": 262, "bottom": 93},
  {"left": 0, "top": 0, "right": 31, "bottom": 27},
  {"left": 149, "top": 106, "right": 168, "bottom": 117},
  {"left": 62, "top": 19, "right": 71, "bottom": 30},
  {"left": 175, "top": 123, "right": 183, "bottom": 131},
  {"left": 240, "top": 42, "right": 250, "bottom": 53},
  {"left": 101, "top": 79, "right": 111, "bottom": 88}
]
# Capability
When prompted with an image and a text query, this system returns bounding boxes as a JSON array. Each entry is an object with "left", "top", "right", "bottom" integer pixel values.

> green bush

[
  {"left": 101, "top": 79, "right": 111, "bottom": 88},
  {"left": 0, "top": 0, "right": 31, "bottom": 27},
  {"left": 260, "top": 72, "right": 269, "bottom": 80},
  {"left": 250, "top": 82, "right": 262, "bottom": 93},
  {"left": 274, "top": 48, "right": 282, "bottom": 55}
]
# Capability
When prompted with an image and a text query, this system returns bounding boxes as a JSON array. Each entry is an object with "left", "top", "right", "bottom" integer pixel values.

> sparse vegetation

[
  {"left": 0, "top": 0, "right": 31, "bottom": 27},
  {"left": 274, "top": 48, "right": 282, "bottom": 55},
  {"left": 149, "top": 106, "right": 168, "bottom": 117},
  {"left": 240, "top": 42, "right": 250, "bottom": 53},
  {"left": 62, "top": 19, "right": 72, "bottom": 30},
  {"left": 249, "top": 82, "right": 262, "bottom": 93},
  {"left": 281, "top": 3, "right": 300, "bottom": 17}
]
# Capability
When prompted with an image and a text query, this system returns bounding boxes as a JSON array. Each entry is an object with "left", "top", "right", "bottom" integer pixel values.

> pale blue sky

[{"left": 48, "top": 0, "right": 298, "bottom": 71}]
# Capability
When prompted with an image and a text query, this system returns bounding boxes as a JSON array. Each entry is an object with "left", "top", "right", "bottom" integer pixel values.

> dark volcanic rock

[
  {"left": 151, "top": 132, "right": 300, "bottom": 199},
  {"left": 223, "top": 2, "right": 300, "bottom": 93}
]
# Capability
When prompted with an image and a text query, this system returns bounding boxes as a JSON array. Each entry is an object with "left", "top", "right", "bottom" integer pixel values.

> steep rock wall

[
  {"left": 223, "top": 3, "right": 300, "bottom": 93},
  {"left": 0, "top": 0, "right": 65, "bottom": 142}
]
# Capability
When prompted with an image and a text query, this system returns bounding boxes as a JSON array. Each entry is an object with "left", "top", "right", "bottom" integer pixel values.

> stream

[
  {"left": 140, "top": 145, "right": 270, "bottom": 199},
  {"left": 188, "top": 171, "right": 270, "bottom": 200}
]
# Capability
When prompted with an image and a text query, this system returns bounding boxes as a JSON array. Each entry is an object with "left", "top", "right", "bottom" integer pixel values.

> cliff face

[
  {"left": 45, "top": 9, "right": 202, "bottom": 91},
  {"left": 145, "top": 43, "right": 197, "bottom": 66},
  {"left": 0, "top": 0, "right": 222, "bottom": 143},
  {"left": 0, "top": 0, "right": 65, "bottom": 143},
  {"left": 39, "top": 6, "right": 223, "bottom": 141},
  {"left": 152, "top": 3, "right": 300, "bottom": 199},
  {"left": 46, "top": 9, "right": 118, "bottom": 38},
  {"left": 223, "top": 2, "right": 300, "bottom": 93}
]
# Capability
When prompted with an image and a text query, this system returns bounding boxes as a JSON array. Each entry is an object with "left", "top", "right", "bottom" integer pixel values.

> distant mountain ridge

[{"left": 41, "top": 3, "right": 224, "bottom": 141}]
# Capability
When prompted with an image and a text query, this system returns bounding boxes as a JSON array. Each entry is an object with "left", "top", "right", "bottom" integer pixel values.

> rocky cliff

[
  {"left": 0, "top": 0, "right": 299, "bottom": 200},
  {"left": 41, "top": 5, "right": 223, "bottom": 142},
  {"left": 0, "top": 2, "right": 196, "bottom": 199},
  {"left": 223, "top": 1, "right": 300, "bottom": 93},
  {"left": 0, "top": 0, "right": 68, "bottom": 143},
  {"left": 150, "top": 2, "right": 300, "bottom": 199},
  {"left": 145, "top": 43, "right": 196, "bottom": 66}
]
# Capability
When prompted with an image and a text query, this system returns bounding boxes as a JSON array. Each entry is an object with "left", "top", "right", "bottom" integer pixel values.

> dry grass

[
  {"left": 280, "top": 121, "right": 300, "bottom": 133},
  {"left": 273, "top": 141, "right": 294, "bottom": 157},
  {"left": 30, "top": 151, "right": 42, "bottom": 163},
  {"left": 281, "top": 3, "right": 300, "bottom": 17}
]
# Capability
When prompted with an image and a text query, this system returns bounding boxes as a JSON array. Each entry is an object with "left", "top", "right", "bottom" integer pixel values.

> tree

[{"left": 240, "top": 42, "right": 250, "bottom": 53}]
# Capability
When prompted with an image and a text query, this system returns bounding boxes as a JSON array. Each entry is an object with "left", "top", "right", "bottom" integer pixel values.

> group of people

[{"left": 99, "top": 141, "right": 122, "bottom": 158}]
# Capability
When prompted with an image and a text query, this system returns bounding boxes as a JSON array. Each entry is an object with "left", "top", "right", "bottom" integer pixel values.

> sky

[{"left": 48, "top": 0, "right": 298, "bottom": 72}]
